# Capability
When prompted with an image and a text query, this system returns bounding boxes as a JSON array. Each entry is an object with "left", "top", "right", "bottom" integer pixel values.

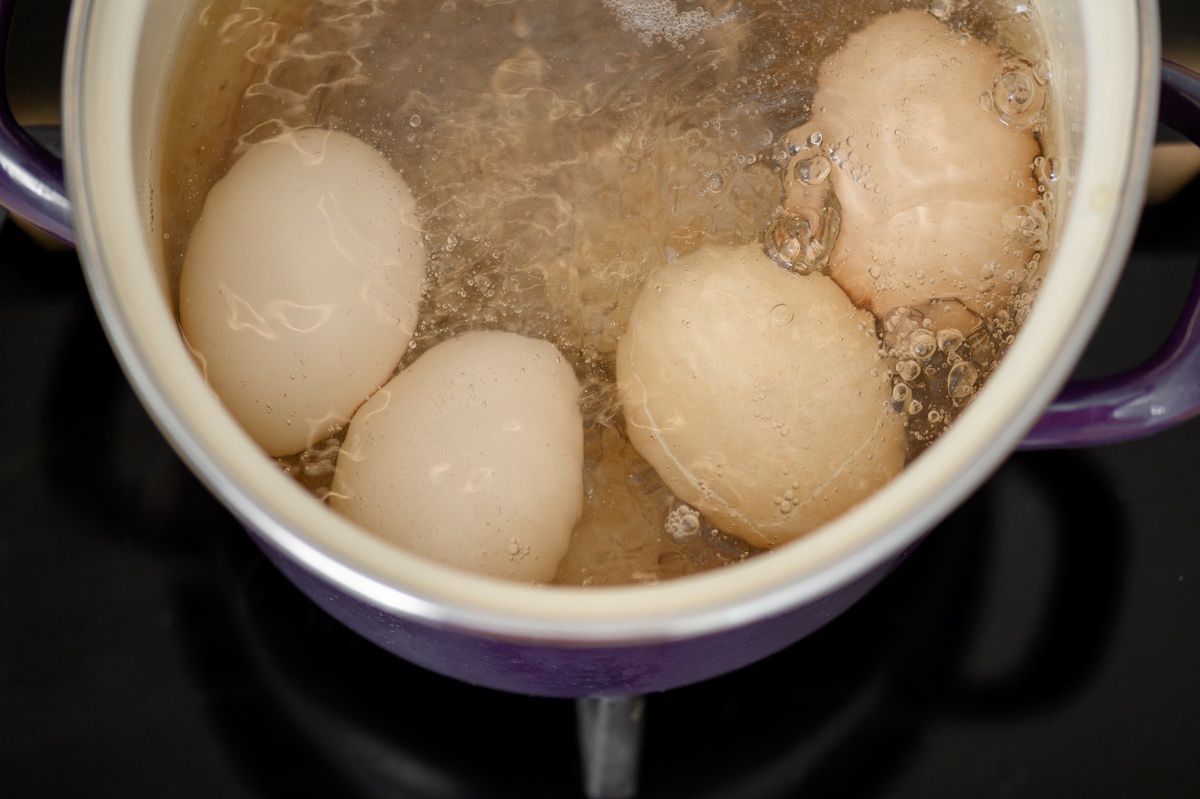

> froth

[{"left": 601, "top": 0, "right": 736, "bottom": 46}]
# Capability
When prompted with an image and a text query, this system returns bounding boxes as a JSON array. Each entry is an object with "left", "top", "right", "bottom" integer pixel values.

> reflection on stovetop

[{"left": 183, "top": 452, "right": 1124, "bottom": 799}]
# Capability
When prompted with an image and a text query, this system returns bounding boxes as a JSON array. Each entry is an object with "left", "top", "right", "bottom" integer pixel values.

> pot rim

[{"left": 62, "top": 0, "right": 1161, "bottom": 646}]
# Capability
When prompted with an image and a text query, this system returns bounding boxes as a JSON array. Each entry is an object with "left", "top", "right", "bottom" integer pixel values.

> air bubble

[
  {"left": 665, "top": 503, "right": 702, "bottom": 541},
  {"left": 882, "top": 307, "right": 930, "bottom": 357},
  {"left": 1034, "top": 58, "right": 1052, "bottom": 85},
  {"left": 929, "top": 0, "right": 957, "bottom": 20},
  {"left": 794, "top": 155, "right": 832, "bottom": 187},
  {"left": 770, "top": 303, "right": 795, "bottom": 327},
  {"left": 989, "top": 64, "right": 1045, "bottom": 128},
  {"left": 764, "top": 199, "right": 841, "bottom": 275},
  {"left": 896, "top": 360, "right": 921, "bottom": 382},
  {"left": 947, "top": 361, "right": 979, "bottom": 399},
  {"left": 910, "top": 331, "right": 937, "bottom": 361},
  {"left": 1003, "top": 200, "right": 1050, "bottom": 251},
  {"left": 1034, "top": 155, "right": 1059, "bottom": 184},
  {"left": 937, "top": 328, "right": 964, "bottom": 352}
]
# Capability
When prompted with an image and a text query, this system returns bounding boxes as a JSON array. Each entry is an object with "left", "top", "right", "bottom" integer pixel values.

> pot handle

[
  {"left": 1024, "top": 60, "right": 1200, "bottom": 449},
  {"left": 0, "top": 0, "right": 74, "bottom": 244}
]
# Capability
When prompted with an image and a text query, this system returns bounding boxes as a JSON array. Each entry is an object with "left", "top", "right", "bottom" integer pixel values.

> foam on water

[{"left": 600, "top": 0, "right": 737, "bottom": 46}]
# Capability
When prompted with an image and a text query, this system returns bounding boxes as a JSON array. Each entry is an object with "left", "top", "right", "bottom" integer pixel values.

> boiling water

[{"left": 161, "top": 0, "right": 1056, "bottom": 586}]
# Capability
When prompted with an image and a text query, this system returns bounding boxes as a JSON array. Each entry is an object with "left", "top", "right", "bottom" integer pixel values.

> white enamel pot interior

[{"left": 64, "top": 0, "right": 1160, "bottom": 645}]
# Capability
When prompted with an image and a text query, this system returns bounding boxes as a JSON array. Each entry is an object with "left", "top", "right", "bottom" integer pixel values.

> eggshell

[
  {"left": 617, "top": 244, "right": 906, "bottom": 549},
  {"left": 180, "top": 128, "right": 426, "bottom": 457},
  {"left": 331, "top": 331, "right": 584, "bottom": 583},
  {"left": 787, "top": 10, "right": 1040, "bottom": 324}
]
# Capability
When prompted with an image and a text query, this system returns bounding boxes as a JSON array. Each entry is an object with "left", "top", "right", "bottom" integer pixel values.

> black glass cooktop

[{"left": 2, "top": 3, "right": 1199, "bottom": 797}]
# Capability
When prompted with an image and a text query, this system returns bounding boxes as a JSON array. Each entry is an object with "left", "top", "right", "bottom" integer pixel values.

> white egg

[
  {"left": 180, "top": 128, "right": 426, "bottom": 457},
  {"left": 617, "top": 245, "right": 906, "bottom": 549},
  {"left": 786, "top": 10, "right": 1040, "bottom": 327},
  {"left": 331, "top": 331, "right": 584, "bottom": 582}
]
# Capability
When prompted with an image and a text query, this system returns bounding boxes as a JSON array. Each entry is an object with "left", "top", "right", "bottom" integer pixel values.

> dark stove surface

[{"left": 3, "top": 3, "right": 1200, "bottom": 798}]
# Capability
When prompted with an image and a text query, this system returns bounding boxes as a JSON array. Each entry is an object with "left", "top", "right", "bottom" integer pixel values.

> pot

[{"left": 0, "top": 0, "right": 1195, "bottom": 698}]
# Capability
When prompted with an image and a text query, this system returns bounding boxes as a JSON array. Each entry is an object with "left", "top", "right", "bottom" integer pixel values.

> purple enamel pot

[{"left": 1, "top": 0, "right": 1196, "bottom": 698}]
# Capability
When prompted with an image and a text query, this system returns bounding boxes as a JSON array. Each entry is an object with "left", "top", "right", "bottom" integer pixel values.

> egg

[
  {"left": 331, "top": 331, "right": 584, "bottom": 582},
  {"left": 179, "top": 128, "right": 427, "bottom": 457},
  {"left": 785, "top": 10, "right": 1041, "bottom": 328},
  {"left": 617, "top": 245, "right": 906, "bottom": 549}
]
